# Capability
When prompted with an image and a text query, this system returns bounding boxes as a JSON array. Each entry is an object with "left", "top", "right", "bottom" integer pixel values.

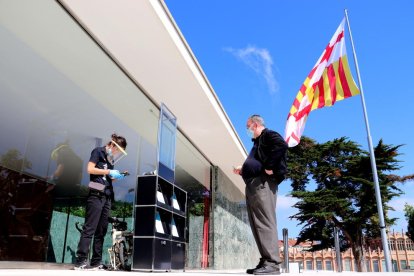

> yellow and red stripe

[{"left": 285, "top": 19, "right": 360, "bottom": 147}]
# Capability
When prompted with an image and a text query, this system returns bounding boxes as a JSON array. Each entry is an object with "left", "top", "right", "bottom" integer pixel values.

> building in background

[
  {"left": 0, "top": 0, "right": 260, "bottom": 269},
  {"left": 283, "top": 231, "right": 414, "bottom": 272}
]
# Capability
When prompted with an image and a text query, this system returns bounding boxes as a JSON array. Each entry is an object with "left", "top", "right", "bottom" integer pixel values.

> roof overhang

[{"left": 59, "top": 0, "right": 248, "bottom": 194}]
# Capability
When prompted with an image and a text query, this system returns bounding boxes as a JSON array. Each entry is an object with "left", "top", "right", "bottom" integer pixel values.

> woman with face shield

[{"left": 75, "top": 133, "right": 127, "bottom": 270}]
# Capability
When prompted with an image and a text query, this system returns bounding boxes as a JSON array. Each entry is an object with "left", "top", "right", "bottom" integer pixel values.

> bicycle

[
  {"left": 75, "top": 216, "right": 133, "bottom": 271},
  {"left": 107, "top": 216, "right": 133, "bottom": 271}
]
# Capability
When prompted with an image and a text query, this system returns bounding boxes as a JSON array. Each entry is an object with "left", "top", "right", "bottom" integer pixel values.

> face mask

[
  {"left": 106, "top": 147, "right": 114, "bottom": 164},
  {"left": 247, "top": 127, "right": 255, "bottom": 138},
  {"left": 106, "top": 140, "right": 128, "bottom": 165}
]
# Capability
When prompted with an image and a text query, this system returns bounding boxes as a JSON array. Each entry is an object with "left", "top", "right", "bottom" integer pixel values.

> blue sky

[{"left": 164, "top": 1, "right": 414, "bottom": 237}]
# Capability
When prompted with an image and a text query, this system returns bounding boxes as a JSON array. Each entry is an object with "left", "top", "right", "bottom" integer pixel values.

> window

[
  {"left": 373, "top": 260, "right": 379, "bottom": 272},
  {"left": 306, "top": 260, "right": 313, "bottom": 270},
  {"left": 397, "top": 239, "right": 405, "bottom": 250},
  {"left": 389, "top": 239, "right": 396, "bottom": 250},
  {"left": 316, "top": 259, "right": 322, "bottom": 270},
  {"left": 401, "top": 260, "right": 407, "bottom": 270},
  {"left": 297, "top": 261, "right": 303, "bottom": 271},
  {"left": 344, "top": 259, "right": 351, "bottom": 271},
  {"left": 325, "top": 260, "right": 333, "bottom": 271},
  {"left": 407, "top": 240, "right": 414, "bottom": 251},
  {"left": 409, "top": 260, "right": 414, "bottom": 269},
  {"left": 393, "top": 260, "right": 398, "bottom": 272},
  {"left": 381, "top": 260, "right": 386, "bottom": 271},
  {"left": 365, "top": 260, "right": 371, "bottom": 272}
]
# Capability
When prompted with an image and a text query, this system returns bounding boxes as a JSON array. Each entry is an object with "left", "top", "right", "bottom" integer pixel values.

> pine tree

[{"left": 287, "top": 137, "right": 406, "bottom": 272}]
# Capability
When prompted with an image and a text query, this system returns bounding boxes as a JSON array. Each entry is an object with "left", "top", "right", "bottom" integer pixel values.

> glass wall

[
  {"left": 0, "top": 0, "right": 160, "bottom": 263},
  {"left": 175, "top": 132, "right": 211, "bottom": 268},
  {"left": 0, "top": 0, "right": 212, "bottom": 267}
]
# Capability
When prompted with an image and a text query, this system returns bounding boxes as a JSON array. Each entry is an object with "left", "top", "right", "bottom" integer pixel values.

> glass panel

[
  {"left": 174, "top": 133, "right": 211, "bottom": 269},
  {"left": 0, "top": 0, "right": 159, "bottom": 263},
  {"left": 0, "top": 0, "right": 215, "bottom": 269},
  {"left": 157, "top": 103, "right": 177, "bottom": 183}
]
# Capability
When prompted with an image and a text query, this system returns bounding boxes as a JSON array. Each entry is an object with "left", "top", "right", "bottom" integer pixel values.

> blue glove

[{"left": 109, "top": 170, "right": 124, "bottom": 180}]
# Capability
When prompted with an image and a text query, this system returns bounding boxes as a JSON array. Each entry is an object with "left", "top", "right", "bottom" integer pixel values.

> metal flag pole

[{"left": 344, "top": 9, "right": 392, "bottom": 272}]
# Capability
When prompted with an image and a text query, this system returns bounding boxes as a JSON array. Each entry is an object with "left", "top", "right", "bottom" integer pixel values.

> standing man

[{"left": 233, "top": 115, "right": 288, "bottom": 275}]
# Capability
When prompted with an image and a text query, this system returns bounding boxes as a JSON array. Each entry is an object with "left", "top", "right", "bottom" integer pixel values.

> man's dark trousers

[
  {"left": 245, "top": 175, "right": 281, "bottom": 265},
  {"left": 76, "top": 193, "right": 111, "bottom": 266}
]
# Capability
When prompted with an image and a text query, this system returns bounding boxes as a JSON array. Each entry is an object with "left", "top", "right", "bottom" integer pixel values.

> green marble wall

[
  {"left": 48, "top": 211, "right": 131, "bottom": 264},
  {"left": 211, "top": 167, "right": 260, "bottom": 269},
  {"left": 187, "top": 215, "right": 203, "bottom": 268}
]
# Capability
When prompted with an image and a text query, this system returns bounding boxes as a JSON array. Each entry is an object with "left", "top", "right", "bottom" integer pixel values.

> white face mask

[
  {"left": 247, "top": 127, "right": 255, "bottom": 138},
  {"left": 106, "top": 147, "right": 115, "bottom": 164}
]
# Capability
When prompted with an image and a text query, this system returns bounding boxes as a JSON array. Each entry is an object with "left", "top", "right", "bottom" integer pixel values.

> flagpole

[{"left": 344, "top": 9, "right": 392, "bottom": 272}]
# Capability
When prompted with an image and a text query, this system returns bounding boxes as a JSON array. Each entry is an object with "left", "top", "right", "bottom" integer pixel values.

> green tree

[
  {"left": 0, "top": 149, "right": 32, "bottom": 171},
  {"left": 287, "top": 137, "right": 407, "bottom": 272},
  {"left": 404, "top": 204, "right": 414, "bottom": 242},
  {"left": 111, "top": 200, "right": 134, "bottom": 218}
]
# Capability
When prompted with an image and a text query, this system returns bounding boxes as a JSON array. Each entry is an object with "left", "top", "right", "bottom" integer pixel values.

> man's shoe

[
  {"left": 253, "top": 265, "right": 280, "bottom": 275},
  {"left": 90, "top": 263, "right": 109, "bottom": 270},
  {"left": 246, "top": 260, "right": 265, "bottom": 274},
  {"left": 74, "top": 260, "right": 92, "bottom": 270}
]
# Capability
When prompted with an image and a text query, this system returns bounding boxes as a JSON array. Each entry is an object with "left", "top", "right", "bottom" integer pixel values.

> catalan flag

[{"left": 284, "top": 19, "right": 360, "bottom": 147}]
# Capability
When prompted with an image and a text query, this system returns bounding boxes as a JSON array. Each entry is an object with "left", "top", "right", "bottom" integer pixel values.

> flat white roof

[{"left": 59, "top": 0, "right": 247, "bottom": 194}]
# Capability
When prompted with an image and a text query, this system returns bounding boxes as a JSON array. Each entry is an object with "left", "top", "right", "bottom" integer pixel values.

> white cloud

[
  {"left": 389, "top": 196, "right": 414, "bottom": 212},
  {"left": 278, "top": 193, "right": 298, "bottom": 210},
  {"left": 225, "top": 46, "right": 279, "bottom": 94}
]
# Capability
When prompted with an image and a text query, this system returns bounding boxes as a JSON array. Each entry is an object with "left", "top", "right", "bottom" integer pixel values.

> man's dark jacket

[{"left": 255, "top": 128, "right": 288, "bottom": 180}]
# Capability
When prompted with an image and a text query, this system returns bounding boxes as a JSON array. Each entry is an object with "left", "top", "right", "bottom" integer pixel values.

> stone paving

[{"left": 0, "top": 269, "right": 413, "bottom": 276}]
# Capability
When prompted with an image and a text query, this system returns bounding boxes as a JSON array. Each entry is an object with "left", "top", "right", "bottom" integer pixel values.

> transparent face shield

[
  {"left": 107, "top": 140, "right": 127, "bottom": 165},
  {"left": 51, "top": 144, "right": 68, "bottom": 161}
]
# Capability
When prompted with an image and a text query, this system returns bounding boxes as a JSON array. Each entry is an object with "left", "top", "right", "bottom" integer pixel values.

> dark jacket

[{"left": 255, "top": 128, "right": 288, "bottom": 179}]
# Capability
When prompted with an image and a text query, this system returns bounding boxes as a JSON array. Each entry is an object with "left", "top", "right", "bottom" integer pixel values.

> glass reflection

[
  {"left": 0, "top": 0, "right": 217, "bottom": 268},
  {"left": 0, "top": 160, "right": 52, "bottom": 261},
  {"left": 0, "top": 0, "right": 158, "bottom": 262}
]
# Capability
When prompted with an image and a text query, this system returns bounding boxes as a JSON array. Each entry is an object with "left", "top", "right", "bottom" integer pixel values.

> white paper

[
  {"left": 171, "top": 218, "right": 179, "bottom": 237},
  {"left": 157, "top": 191, "right": 165, "bottom": 204},
  {"left": 172, "top": 193, "right": 180, "bottom": 210},
  {"left": 155, "top": 212, "right": 164, "bottom": 233}
]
